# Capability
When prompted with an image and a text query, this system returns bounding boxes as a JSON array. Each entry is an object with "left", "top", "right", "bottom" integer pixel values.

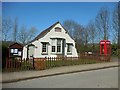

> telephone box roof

[{"left": 100, "top": 40, "right": 111, "bottom": 44}]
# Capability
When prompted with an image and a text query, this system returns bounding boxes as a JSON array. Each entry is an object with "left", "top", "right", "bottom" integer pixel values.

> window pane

[
  {"left": 42, "top": 49, "right": 46, "bottom": 52},
  {"left": 14, "top": 49, "right": 18, "bottom": 53},
  {"left": 67, "top": 44, "right": 72, "bottom": 52},
  {"left": 18, "top": 51, "right": 21, "bottom": 56},
  {"left": 57, "top": 39, "right": 61, "bottom": 52},
  {"left": 67, "top": 45, "right": 70, "bottom": 52},
  {"left": 42, "top": 43, "right": 47, "bottom": 52},
  {"left": 57, "top": 39, "right": 61, "bottom": 45},
  {"left": 52, "top": 46, "right": 55, "bottom": 52},
  {"left": 57, "top": 46, "right": 61, "bottom": 52},
  {"left": 55, "top": 27, "right": 61, "bottom": 32},
  {"left": 10, "top": 49, "right": 14, "bottom": 53},
  {"left": 51, "top": 39, "right": 56, "bottom": 46}
]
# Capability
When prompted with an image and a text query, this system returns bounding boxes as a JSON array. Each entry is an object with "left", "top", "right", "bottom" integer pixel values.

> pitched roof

[
  {"left": 27, "top": 21, "right": 72, "bottom": 45},
  {"left": 28, "top": 21, "right": 60, "bottom": 44},
  {"left": 2, "top": 41, "right": 23, "bottom": 47}
]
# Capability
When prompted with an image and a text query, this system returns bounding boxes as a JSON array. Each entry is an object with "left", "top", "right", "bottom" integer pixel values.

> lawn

[{"left": 44, "top": 58, "right": 102, "bottom": 69}]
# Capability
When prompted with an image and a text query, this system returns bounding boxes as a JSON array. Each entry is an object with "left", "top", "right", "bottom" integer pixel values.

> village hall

[{"left": 22, "top": 21, "right": 78, "bottom": 59}]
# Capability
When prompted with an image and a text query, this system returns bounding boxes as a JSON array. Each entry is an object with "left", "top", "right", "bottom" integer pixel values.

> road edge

[{"left": 2, "top": 64, "right": 119, "bottom": 84}]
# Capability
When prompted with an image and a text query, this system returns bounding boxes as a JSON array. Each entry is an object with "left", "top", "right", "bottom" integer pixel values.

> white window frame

[
  {"left": 67, "top": 44, "right": 72, "bottom": 54},
  {"left": 42, "top": 43, "right": 48, "bottom": 54},
  {"left": 51, "top": 39, "right": 56, "bottom": 53},
  {"left": 57, "top": 39, "right": 62, "bottom": 53},
  {"left": 52, "top": 46, "right": 56, "bottom": 53},
  {"left": 14, "top": 49, "right": 18, "bottom": 53},
  {"left": 18, "top": 51, "right": 22, "bottom": 56},
  {"left": 10, "top": 49, "right": 14, "bottom": 53},
  {"left": 55, "top": 27, "right": 62, "bottom": 32},
  {"left": 10, "top": 48, "right": 18, "bottom": 54}
]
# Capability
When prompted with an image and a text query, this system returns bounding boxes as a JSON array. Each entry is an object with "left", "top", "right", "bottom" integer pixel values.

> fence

[
  {"left": 4, "top": 55, "right": 111, "bottom": 72},
  {"left": 4, "top": 58, "right": 35, "bottom": 72}
]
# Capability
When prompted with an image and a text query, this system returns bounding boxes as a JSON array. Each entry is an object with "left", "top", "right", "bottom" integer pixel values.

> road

[{"left": 3, "top": 67, "right": 118, "bottom": 88}]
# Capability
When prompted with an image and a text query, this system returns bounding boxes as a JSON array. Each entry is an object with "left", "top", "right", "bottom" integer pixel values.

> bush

[
  {"left": 21, "top": 61, "right": 33, "bottom": 70},
  {"left": 2, "top": 43, "right": 8, "bottom": 69},
  {"left": 111, "top": 44, "right": 119, "bottom": 56}
]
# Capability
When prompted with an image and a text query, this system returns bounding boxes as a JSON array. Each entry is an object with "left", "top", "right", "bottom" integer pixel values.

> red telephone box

[{"left": 100, "top": 40, "right": 111, "bottom": 55}]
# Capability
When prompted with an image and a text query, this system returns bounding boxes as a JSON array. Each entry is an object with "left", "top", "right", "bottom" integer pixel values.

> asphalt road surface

[{"left": 3, "top": 67, "right": 118, "bottom": 88}]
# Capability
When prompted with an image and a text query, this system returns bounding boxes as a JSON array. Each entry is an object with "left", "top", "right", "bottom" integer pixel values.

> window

[
  {"left": 55, "top": 27, "right": 61, "bottom": 32},
  {"left": 57, "top": 39, "right": 61, "bottom": 53},
  {"left": 18, "top": 51, "right": 22, "bottom": 56},
  {"left": 67, "top": 44, "right": 72, "bottom": 53},
  {"left": 10, "top": 49, "right": 14, "bottom": 53},
  {"left": 52, "top": 46, "right": 55, "bottom": 52},
  {"left": 51, "top": 39, "right": 56, "bottom": 52},
  {"left": 10, "top": 49, "right": 18, "bottom": 54},
  {"left": 14, "top": 49, "right": 18, "bottom": 53},
  {"left": 42, "top": 43, "right": 47, "bottom": 53}
]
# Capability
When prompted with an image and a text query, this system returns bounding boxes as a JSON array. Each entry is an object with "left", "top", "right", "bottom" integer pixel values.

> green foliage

[
  {"left": 21, "top": 61, "right": 33, "bottom": 70},
  {"left": 111, "top": 44, "right": 119, "bottom": 56},
  {"left": 45, "top": 58, "right": 101, "bottom": 69},
  {"left": 76, "top": 44, "right": 100, "bottom": 54},
  {"left": 2, "top": 43, "right": 8, "bottom": 68}
]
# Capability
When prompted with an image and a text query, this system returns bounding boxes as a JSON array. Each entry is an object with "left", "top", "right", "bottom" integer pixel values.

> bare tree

[
  {"left": 83, "top": 27, "right": 89, "bottom": 48},
  {"left": 118, "top": 2, "right": 120, "bottom": 49},
  {"left": 112, "top": 5, "right": 118, "bottom": 44},
  {"left": 86, "top": 20, "right": 97, "bottom": 50},
  {"left": 73, "top": 24, "right": 85, "bottom": 53},
  {"left": 18, "top": 25, "right": 27, "bottom": 44},
  {"left": 95, "top": 7, "right": 110, "bottom": 40},
  {"left": 18, "top": 25, "right": 37, "bottom": 44},
  {"left": 63, "top": 20, "right": 84, "bottom": 42},
  {"left": 0, "top": 16, "right": 2, "bottom": 41},
  {"left": 27, "top": 26, "right": 37, "bottom": 41},
  {"left": 2, "top": 17, "right": 12, "bottom": 41},
  {"left": 13, "top": 17, "right": 18, "bottom": 42},
  {"left": 63, "top": 20, "right": 77, "bottom": 38},
  {"left": 63, "top": 20, "right": 85, "bottom": 53},
  {"left": 73, "top": 24, "right": 84, "bottom": 44}
]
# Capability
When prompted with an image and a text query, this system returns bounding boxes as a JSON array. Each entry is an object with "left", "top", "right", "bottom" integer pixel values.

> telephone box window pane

[{"left": 101, "top": 45, "right": 104, "bottom": 54}]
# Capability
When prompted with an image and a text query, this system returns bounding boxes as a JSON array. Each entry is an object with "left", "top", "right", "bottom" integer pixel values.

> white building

[{"left": 22, "top": 22, "right": 78, "bottom": 59}]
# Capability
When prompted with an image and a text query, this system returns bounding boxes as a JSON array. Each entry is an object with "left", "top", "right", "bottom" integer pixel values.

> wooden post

[
  {"left": 8, "top": 59, "right": 10, "bottom": 71},
  {"left": 6, "top": 57, "right": 8, "bottom": 71},
  {"left": 48, "top": 57, "right": 49, "bottom": 68},
  {"left": 45, "top": 57, "right": 47, "bottom": 69},
  {"left": 23, "top": 59, "right": 25, "bottom": 70},
  {"left": 52, "top": 57, "right": 53, "bottom": 67},
  {"left": 53, "top": 57, "right": 55, "bottom": 67},
  {"left": 50, "top": 57, "right": 51, "bottom": 68},
  {"left": 14, "top": 58, "right": 15, "bottom": 71},
  {"left": 33, "top": 56, "right": 35, "bottom": 70}
]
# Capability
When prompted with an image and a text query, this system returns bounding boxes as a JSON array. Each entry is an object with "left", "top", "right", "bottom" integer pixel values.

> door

[{"left": 27, "top": 44, "right": 35, "bottom": 59}]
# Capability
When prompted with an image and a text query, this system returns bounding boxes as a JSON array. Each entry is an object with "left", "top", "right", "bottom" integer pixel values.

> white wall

[
  {"left": 22, "top": 23, "right": 78, "bottom": 59},
  {"left": 22, "top": 46, "right": 27, "bottom": 59}
]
